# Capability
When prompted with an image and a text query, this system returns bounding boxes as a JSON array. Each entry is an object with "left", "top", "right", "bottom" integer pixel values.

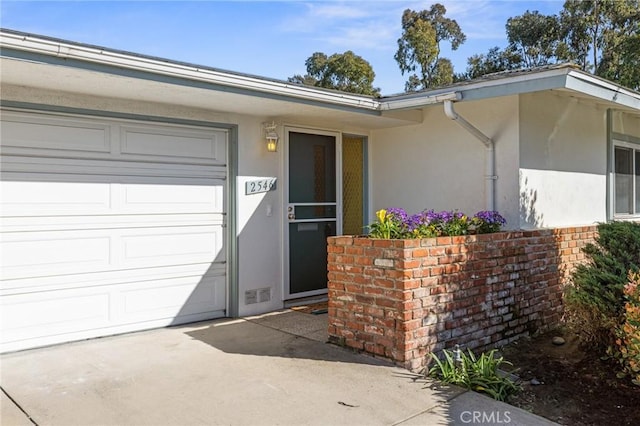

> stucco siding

[
  {"left": 519, "top": 92, "right": 607, "bottom": 228},
  {"left": 369, "top": 96, "right": 520, "bottom": 228}
]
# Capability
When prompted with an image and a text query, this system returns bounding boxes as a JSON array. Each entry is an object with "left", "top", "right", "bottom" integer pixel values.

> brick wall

[{"left": 327, "top": 226, "right": 597, "bottom": 371}]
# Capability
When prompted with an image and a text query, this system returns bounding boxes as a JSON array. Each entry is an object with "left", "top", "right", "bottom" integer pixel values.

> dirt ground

[{"left": 502, "top": 329, "right": 640, "bottom": 425}]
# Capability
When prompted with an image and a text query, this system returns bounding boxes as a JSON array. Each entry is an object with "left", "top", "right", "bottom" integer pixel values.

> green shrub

[
  {"left": 608, "top": 272, "right": 640, "bottom": 386},
  {"left": 427, "top": 347, "right": 520, "bottom": 401},
  {"left": 564, "top": 221, "right": 640, "bottom": 348}
]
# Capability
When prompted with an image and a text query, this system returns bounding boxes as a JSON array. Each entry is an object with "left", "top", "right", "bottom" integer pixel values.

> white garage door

[{"left": 0, "top": 110, "right": 228, "bottom": 352}]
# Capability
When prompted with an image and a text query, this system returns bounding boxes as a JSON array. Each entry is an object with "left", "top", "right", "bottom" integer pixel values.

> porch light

[{"left": 263, "top": 121, "right": 279, "bottom": 152}]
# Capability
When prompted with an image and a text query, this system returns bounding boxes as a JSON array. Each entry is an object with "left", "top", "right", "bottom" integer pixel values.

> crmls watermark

[{"left": 459, "top": 410, "right": 512, "bottom": 424}]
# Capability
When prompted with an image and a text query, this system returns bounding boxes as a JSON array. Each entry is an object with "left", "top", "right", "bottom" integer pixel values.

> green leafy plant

[
  {"left": 564, "top": 221, "right": 640, "bottom": 349},
  {"left": 608, "top": 272, "right": 640, "bottom": 386},
  {"left": 368, "top": 209, "right": 403, "bottom": 239},
  {"left": 427, "top": 347, "right": 520, "bottom": 401}
]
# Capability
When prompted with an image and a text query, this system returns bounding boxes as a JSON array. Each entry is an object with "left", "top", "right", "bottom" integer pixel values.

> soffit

[{"left": 0, "top": 57, "right": 420, "bottom": 130}]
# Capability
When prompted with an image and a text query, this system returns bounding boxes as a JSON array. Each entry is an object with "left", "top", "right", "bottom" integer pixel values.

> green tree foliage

[
  {"left": 506, "top": 10, "right": 565, "bottom": 68},
  {"left": 602, "top": 34, "right": 640, "bottom": 91},
  {"left": 560, "top": 0, "right": 639, "bottom": 89},
  {"left": 394, "top": 4, "right": 466, "bottom": 91},
  {"left": 576, "top": 0, "right": 640, "bottom": 89},
  {"left": 461, "top": 0, "right": 639, "bottom": 90},
  {"left": 462, "top": 10, "right": 568, "bottom": 79},
  {"left": 288, "top": 51, "right": 380, "bottom": 96},
  {"left": 565, "top": 222, "right": 640, "bottom": 349},
  {"left": 561, "top": 0, "right": 635, "bottom": 70},
  {"left": 458, "top": 47, "right": 521, "bottom": 80}
]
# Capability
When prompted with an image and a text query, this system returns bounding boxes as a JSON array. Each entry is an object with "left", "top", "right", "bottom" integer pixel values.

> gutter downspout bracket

[{"left": 443, "top": 99, "right": 496, "bottom": 212}]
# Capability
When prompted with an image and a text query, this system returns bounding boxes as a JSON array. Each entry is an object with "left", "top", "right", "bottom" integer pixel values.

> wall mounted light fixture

[{"left": 263, "top": 121, "right": 279, "bottom": 152}]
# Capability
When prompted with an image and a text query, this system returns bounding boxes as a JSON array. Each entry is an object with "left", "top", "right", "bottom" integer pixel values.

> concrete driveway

[{"left": 1, "top": 310, "right": 555, "bottom": 426}]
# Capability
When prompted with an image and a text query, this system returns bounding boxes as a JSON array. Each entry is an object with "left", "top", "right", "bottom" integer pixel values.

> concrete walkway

[{"left": 1, "top": 310, "right": 556, "bottom": 426}]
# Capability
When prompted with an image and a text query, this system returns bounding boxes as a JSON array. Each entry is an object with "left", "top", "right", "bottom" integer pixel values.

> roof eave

[
  {"left": 565, "top": 70, "right": 640, "bottom": 111},
  {"left": 0, "top": 29, "right": 381, "bottom": 111}
]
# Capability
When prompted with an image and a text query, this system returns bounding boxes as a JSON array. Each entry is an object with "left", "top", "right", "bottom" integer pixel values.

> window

[{"left": 614, "top": 144, "right": 640, "bottom": 216}]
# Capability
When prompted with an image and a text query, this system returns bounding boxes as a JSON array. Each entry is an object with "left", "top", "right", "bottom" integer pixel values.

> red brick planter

[{"left": 327, "top": 227, "right": 596, "bottom": 371}]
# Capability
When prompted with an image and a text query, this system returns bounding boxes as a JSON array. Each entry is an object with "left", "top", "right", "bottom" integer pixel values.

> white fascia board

[
  {"left": 566, "top": 71, "right": 640, "bottom": 112},
  {"left": 0, "top": 31, "right": 381, "bottom": 111},
  {"left": 381, "top": 67, "right": 574, "bottom": 108},
  {"left": 380, "top": 92, "right": 461, "bottom": 110}
]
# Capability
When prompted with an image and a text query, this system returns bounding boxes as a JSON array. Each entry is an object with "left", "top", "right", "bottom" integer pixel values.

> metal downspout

[{"left": 443, "top": 100, "right": 496, "bottom": 212}]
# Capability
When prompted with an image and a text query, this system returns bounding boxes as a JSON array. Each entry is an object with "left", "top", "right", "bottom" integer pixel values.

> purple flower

[
  {"left": 421, "top": 210, "right": 465, "bottom": 224},
  {"left": 421, "top": 209, "right": 440, "bottom": 223},
  {"left": 474, "top": 211, "right": 506, "bottom": 225},
  {"left": 386, "top": 207, "right": 408, "bottom": 223},
  {"left": 406, "top": 214, "right": 422, "bottom": 231}
]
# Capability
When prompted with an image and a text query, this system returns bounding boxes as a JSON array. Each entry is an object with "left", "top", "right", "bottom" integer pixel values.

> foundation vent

[{"left": 245, "top": 287, "right": 271, "bottom": 305}]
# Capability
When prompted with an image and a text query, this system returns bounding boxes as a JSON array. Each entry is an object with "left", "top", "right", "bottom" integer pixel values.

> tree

[
  {"left": 601, "top": 34, "right": 640, "bottom": 91},
  {"left": 506, "top": 10, "right": 564, "bottom": 68},
  {"left": 460, "top": 46, "right": 522, "bottom": 80},
  {"left": 560, "top": 0, "right": 640, "bottom": 89},
  {"left": 287, "top": 51, "right": 380, "bottom": 96},
  {"left": 394, "top": 4, "right": 466, "bottom": 91},
  {"left": 458, "top": 1, "right": 639, "bottom": 90}
]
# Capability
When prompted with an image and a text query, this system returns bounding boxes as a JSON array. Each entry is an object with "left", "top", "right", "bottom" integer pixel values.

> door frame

[{"left": 283, "top": 126, "right": 342, "bottom": 300}]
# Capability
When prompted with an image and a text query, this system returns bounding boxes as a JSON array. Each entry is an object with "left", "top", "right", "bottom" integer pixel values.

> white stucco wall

[
  {"left": 369, "top": 96, "right": 521, "bottom": 229},
  {"left": 519, "top": 92, "right": 607, "bottom": 228},
  {"left": 234, "top": 120, "right": 284, "bottom": 316}
]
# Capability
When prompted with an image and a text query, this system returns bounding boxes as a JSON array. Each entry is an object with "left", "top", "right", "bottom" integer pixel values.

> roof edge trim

[
  {"left": 0, "top": 30, "right": 381, "bottom": 111},
  {"left": 380, "top": 92, "right": 460, "bottom": 110},
  {"left": 566, "top": 70, "right": 640, "bottom": 111}
]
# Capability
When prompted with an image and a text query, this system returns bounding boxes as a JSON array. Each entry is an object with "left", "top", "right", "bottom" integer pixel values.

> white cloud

[
  {"left": 320, "top": 23, "right": 397, "bottom": 50},
  {"left": 279, "top": 1, "right": 404, "bottom": 51},
  {"left": 280, "top": 1, "right": 380, "bottom": 33}
]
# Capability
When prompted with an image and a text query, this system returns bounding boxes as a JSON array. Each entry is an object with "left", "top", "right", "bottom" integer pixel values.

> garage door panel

[
  {"left": 1, "top": 180, "right": 224, "bottom": 216},
  {"left": 1, "top": 263, "right": 226, "bottom": 297},
  {"left": 1, "top": 225, "right": 224, "bottom": 280},
  {"left": 1, "top": 214, "right": 223, "bottom": 233},
  {"left": 1, "top": 180, "right": 113, "bottom": 215},
  {"left": 1, "top": 110, "right": 228, "bottom": 352},
  {"left": 1, "top": 111, "right": 227, "bottom": 167},
  {"left": 1, "top": 292, "right": 111, "bottom": 343},
  {"left": 122, "top": 182, "right": 224, "bottom": 214},
  {"left": 120, "top": 275, "right": 225, "bottom": 321},
  {"left": 1, "top": 273, "right": 226, "bottom": 351},
  {"left": 0, "top": 112, "right": 111, "bottom": 153},
  {"left": 121, "top": 226, "right": 225, "bottom": 266},
  {"left": 1, "top": 156, "right": 226, "bottom": 180},
  {"left": 121, "top": 125, "right": 226, "bottom": 164},
  {"left": 1, "top": 234, "right": 112, "bottom": 279}
]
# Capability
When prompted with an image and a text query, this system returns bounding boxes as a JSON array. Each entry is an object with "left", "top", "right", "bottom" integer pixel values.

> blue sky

[{"left": 0, "top": 0, "right": 564, "bottom": 94}]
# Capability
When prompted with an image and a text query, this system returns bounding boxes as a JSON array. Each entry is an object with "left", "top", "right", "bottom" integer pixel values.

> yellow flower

[{"left": 376, "top": 209, "right": 387, "bottom": 223}]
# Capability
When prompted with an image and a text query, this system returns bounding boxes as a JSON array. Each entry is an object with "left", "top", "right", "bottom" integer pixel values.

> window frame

[{"left": 612, "top": 137, "right": 640, "bottom": 219}]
